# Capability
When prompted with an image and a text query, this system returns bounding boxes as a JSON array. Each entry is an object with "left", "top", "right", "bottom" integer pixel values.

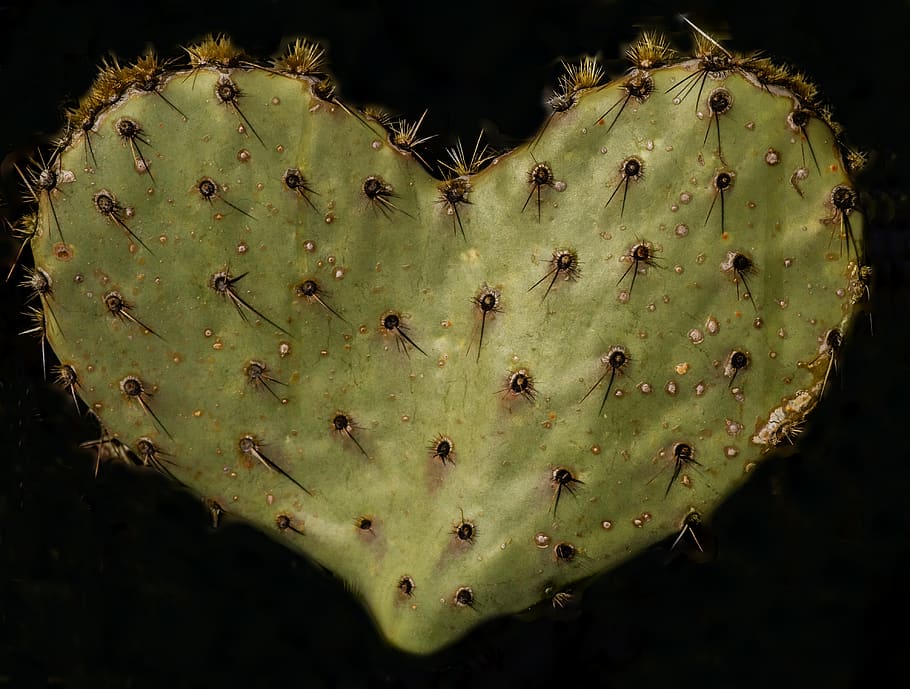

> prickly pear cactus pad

[{"left": 17, "top": 32, "right": 866, "bottom": 654}]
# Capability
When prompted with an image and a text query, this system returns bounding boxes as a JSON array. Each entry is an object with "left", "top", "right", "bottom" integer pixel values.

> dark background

[{"left": 1, "top": 1, "right": 908, "bottom": 687}]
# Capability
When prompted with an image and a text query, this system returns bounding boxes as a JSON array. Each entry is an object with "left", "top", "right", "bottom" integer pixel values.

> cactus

[{"left": 11, "top": 27, "right": 866, "bottom": 655}]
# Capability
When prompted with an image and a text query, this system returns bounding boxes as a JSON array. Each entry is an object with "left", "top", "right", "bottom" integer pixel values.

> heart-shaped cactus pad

[{"left": 18, "top": 33, "right": 867, "bottom": 654}]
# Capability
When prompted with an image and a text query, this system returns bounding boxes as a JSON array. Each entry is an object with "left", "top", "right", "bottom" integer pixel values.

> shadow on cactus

[{"left": 9, "top": 25, "right": 869, "bottom": 654}]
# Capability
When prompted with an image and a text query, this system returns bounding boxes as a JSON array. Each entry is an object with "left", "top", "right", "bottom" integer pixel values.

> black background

[{"left": 1, "top": 1, "right": 908, "bottom": 687}]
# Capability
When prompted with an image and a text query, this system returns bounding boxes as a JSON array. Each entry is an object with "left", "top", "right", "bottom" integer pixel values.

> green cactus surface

[{"left": 16, "top": 32, "right": 866, "bottom": 654}]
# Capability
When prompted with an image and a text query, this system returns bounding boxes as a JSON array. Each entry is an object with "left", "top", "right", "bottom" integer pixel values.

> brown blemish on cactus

[
  {"left": 214, "top": 75, "right": 264, "bottom": 147},
  {"left": 238, "top": 434, "right": 310, "bottom": 495},
  {"left": 605, "top": 156, "right": 644, "bottom": 216},
  {"left": 754, "top": 390, "right": 815, "bottom": 446},
  {"left": 528, "top": 248, "right": 580, "bottom": 301},
  {"left": 380, "top": 311, "right": 427, "bottom": 357},
  {"left": 93, "top": 190, "right": 153, "bottom": 253}
]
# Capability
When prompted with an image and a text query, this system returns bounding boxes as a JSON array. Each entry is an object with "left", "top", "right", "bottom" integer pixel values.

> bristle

[
  {"left": 65, "top": 93, "right": 102, "bottom": 130},
  {"left": 440, "top": 132, "right": 495, "bottom": 177},
  {"left": 625, "top": 31, "right": 675, "bottom": 69},
  {"left": 389, "top": 110, "right": 435, "bottom": 150},
  {"left": 785, "top": 70, "right": 820, "bottom": 105},
  {"left": 559, "top": 56, "right": 604, "bottom": 93},
  {"left": 185, "top": 34, "right": 244, "bottom": 69},
  {"left": 363, "top": 106, "right": 394, "bottom": 126},
  {"left": 845, "top": 148, "right": 867, "bottom": 173},
  {"left": 272, "top": 38, "right": 327, "bottom": 76},
  {"left": 90, "top": 55, "right": 133, "bottom": 106},
  {"left": 692, "top": 33, "right": 723, "bottom": 60},
  {"left": 128, "top": 52, "right": 168, "bottom": 86},
  {"left": 11, "top": 212, "right": 39, "bottom": 240}
]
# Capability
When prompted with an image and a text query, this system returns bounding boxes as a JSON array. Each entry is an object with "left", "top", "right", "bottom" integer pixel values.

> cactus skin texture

[{"left": 16, "top": 30, "right": 865, "bottom": 654}]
